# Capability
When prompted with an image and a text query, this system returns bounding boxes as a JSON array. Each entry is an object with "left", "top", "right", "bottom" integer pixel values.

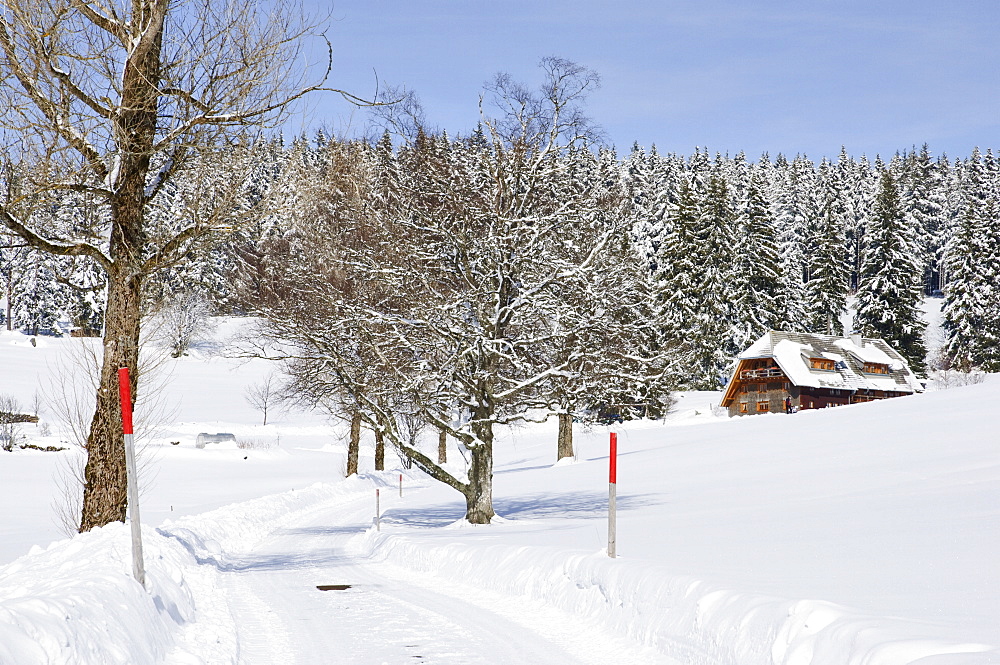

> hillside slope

[{"left": 0, "top": 325, "right": 997, "bottom": 664}]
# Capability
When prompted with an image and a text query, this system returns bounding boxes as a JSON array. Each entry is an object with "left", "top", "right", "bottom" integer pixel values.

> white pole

[
  {"left": 376, "top": 488, "right": 381, "bottom": 531},
  {"left": 118, "top": 368, "right": 145, "bottom": 587}
]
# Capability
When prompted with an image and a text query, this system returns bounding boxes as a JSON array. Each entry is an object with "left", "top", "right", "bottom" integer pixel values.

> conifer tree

[
  {"left": 656, "top": 171, "right": 734, "bottom": 388},
  {"left": 903, "top": 144, "right": 947, "bottom": 294},
  {"left": 942, "top": 148, "right": 1000, "bottom": 371},
  {"left": 771, "top": 155, "right": 809, "bottom": 331},
  {"left": 11, "top": 258, "right": 62, "bottom": 335},
  {"left": 730, "top": 168, "right": 781, "bottom": 348},
  {"left": 805, "top": 159, "right": 849, "bottom": 335},
  {"left": 854, "top": 170, "right": 927, "bottom": 373},
  {"left": 656, "top": 176, "right": 709, "bottom": 386}
]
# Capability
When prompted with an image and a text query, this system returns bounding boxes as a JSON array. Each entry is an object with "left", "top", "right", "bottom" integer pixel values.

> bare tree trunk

[
  {"left": 80, "top": 268, "right": 142, "bottom": 530},
  {"left": 347, "top": 412, "right": 360, "bottom": 476},
  {"left": 374, "top": 427, "right": 384, "bottom": 471},
  {"left": 438, "top": 429, "right": 447, "bottom": 464},
  {"left": 464, "top": 417, "right": 494, "bottom": 524},
  {"left": 78, "top": 0, "right": 161, "bottom": 531},
  {"left": 557, "top": 412, "right": 573, "bottom": 460}
]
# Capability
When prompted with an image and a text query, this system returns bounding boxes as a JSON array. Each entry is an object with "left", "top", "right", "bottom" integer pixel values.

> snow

[
  {"left": 834, "top": 337, "right": 903, "bottom": 369},
  {"left": 772, "top": 338, "right": 826, "bottom": 388},
  {"left": 738, "top": 331, "right": 772, "bottom": 359},
  {"left": 1, "top": 322, "right": 998, "bottom": 664}
]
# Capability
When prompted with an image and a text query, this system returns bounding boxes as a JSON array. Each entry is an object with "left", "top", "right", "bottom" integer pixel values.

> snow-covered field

[{"left": 0, "top": 318, "right": 998, "bottom": 665}]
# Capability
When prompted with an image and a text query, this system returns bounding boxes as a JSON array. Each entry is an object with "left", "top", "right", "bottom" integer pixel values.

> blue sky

[{"left": 293, "top": 0, "right": 999, "bottom": 160}]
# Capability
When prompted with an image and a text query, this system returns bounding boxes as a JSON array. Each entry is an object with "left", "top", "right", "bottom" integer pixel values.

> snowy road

[{"left": 196, "top": 491, "right": 678, "bottom": 665}]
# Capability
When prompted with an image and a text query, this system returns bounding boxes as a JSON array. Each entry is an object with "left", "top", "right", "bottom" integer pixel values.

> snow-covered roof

[
  {"left": 727, "top": 331, "right": 922, "bottom": 399},
  {"left": 738, "top": 334, "right": 773, "bottom": 359},
  {"left": 834, "top": 338, "right": 903, "bottom": 370}
]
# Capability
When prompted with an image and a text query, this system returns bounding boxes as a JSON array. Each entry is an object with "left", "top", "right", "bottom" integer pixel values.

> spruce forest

[{"left": 5, "top": 135, "right": 999, "bottom": 386}]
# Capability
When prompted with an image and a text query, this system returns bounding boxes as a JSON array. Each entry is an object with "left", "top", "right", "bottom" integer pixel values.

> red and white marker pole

[
  {"left": 608, "top": 432, "right": 617, "bottom": 558},
  {"left": 118, "top": 367, "right": 145, "bottom": 587},
  {"left": 399, "top": 473, "right": 403, "bottom": 498}
]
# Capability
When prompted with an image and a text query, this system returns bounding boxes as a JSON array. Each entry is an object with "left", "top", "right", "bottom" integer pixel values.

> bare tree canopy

[
  {"left": 248, "top": 60, "right": 672, "bottom": 524},
  {"left": 0, "top": 0, "right": 358, "bottom": 530}
]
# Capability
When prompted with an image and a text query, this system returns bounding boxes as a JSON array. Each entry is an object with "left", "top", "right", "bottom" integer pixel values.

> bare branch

[{"left": 0, "top": 206, "right": 111, "bottom": 270}]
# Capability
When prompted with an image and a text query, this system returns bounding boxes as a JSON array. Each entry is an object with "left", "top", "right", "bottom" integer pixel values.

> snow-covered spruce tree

[
  {"left": 699, "top": 169, "right": 740, "bottom": 375},
  {"left": 977, "top": 150, "right": 1000, "bottom": 371},
  {"left": 655, "top": 176, "right": 706, "bottom": 385},
  {"left": 729, "top": 167, "right": 781, "bottom": 348},
  {"left": 853, "top": 169, "right": 927, "bottom": 374},
  {"left": 842, "top": 152, "right": 877, "bottom": 292},
  {"left": 55, "top": 256, "right": 107, "bottom": 336},
  {"left": 941, "top": 148, "right": 1000, "bottom": 371},
  {"left": 804, "top": 159, "right": 850, "bottom": 336},
  {"left": 655, "top": 168, "right": 735, "bottom": 389},
  {"left": 0, "top": 233, "right": 30, "bottom": 330},
  {"left": 10, "top": 258, "right": 64, "bottom": 335},
  {"left": 0, "top": 0, "right": 361, "bottom": 531},
  {"left": 903, "top": 144, "right": 948, "bottom": 294},
  {"left": 770, "top": 154, "right": 810, "bottom": 332},
  {"left": 625, "top": 143, "right": 676, "bottom": 273}
]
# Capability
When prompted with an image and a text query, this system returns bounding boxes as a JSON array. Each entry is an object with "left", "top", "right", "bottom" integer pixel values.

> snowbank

[
  {"left": 0, "top": 524, "right": 195, "bottom": 665},
  {"left": 348, "top": 530, "right": 995, "bottom": 665},
  {"left": 0, "top": 480, "right": 379, "bottom": 665}
]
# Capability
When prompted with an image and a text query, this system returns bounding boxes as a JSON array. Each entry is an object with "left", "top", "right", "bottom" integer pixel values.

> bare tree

[
  {"left": 0, "top": 0, "right": 366, "bottom": 530},
  {"left": 149, "top": 290, "right": 215, "bottom": 358},
  {"left": 0, "top": 393, "right": 22, "bottom": 451},
  {"left": 244, "top": 373, "right": 280, "bottom": 426},
  {"left": 251, "top": 60, "right": 671, "bottom": 523}
]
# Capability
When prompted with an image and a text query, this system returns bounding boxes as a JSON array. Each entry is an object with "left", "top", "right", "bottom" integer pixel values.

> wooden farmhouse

[{"left": 721, "top": 331, "right": 923, "bottom": 417}]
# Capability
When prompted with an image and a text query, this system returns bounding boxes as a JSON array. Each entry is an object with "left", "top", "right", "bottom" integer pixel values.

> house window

[
  {"left": 862, "top": 363, "right": 889, "bottom": 374},
  {"left": 740, "top": 402, "right": 749, "bottom": 413},
  {"left": 757, "top": 401, "right": 769, "bottom": 412},
  {"left": 809, "top": 358, "right": 835, "bottom": 371}
]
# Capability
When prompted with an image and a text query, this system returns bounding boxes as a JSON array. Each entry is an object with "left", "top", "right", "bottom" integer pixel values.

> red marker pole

[
  {"left": 118, "top": 367, "right": 145, "bottom": 587},
  {"left": 608, "top": 432, "right": 617, "bottom": 558},
  {"left": 399, "top": 473, "right": 403, "bottom": 498}
]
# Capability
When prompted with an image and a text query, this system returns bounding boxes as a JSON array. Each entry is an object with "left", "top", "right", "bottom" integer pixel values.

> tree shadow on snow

[
  {"left": 495, "top": 491, "right": 662, "bottom": 519},
  {"left": 273, "top": 525, "right": 369, "bottom": 538},
  {"left": 380, "top": 504, "right": 466, "bottom": 528},
  {"left": 159, "top": 526, "right": 365, "bottom": 573},
  {"left": 381, "top": 490, "right": 663, "bottom": 528}
]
